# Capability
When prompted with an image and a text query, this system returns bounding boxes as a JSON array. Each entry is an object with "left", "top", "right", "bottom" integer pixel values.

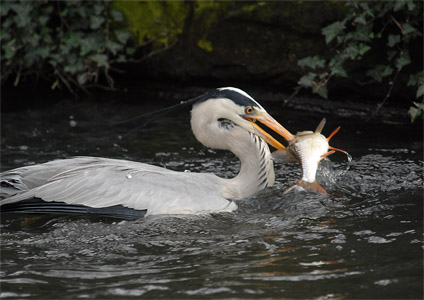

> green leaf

[
  {"left": 297, "top": 56, "right": 326, "bottom": 70},
  {"left": 417, "top": 85, "right": 424, "bottom": 98},
  {"left": 298, "top": 73, "right": 316, "bottom": 88},
  {"left": 331, "top": 64, "right": 348, "bottom": 78},
  {"left": 90, "top": 15, "right": 105, "bottom": 30},
  {"left": 406, "top": 0, "right": 416, "bottom": 11},
  {"left": 354, "top": 14, "right": 366, "bottom": 25},
  {"left": 387, "top": 34, "right": 401, "bottom": 47},
  {"left": 110, "top": 10, "right": 124, "bottom": 22},
  {"left": 90, "top": 54, "right": 109, "bottom": 67},
  {"left": 126, "top": 47, "right": 135, "bottom": 56},
  {"left": 313, "top": 85, "right": 328, "bottom": 99},
  {"left": 343, "top": 44, "right": 360, "bottom": 60},
  {"left": 395, "top": 51, "right": 411, "bottom": 70},
  {"left": 408, "top": 102, "right": 424, "bottom": 122},
  {"left": 39, "top": 15, "right": 49, "bottom": 25},
  {"left": 351, "top": 25, "right": 372, "bottom": 42},
  {"left": 402, "top": 23, "right": 417, "bottom": 35},
  {"left": 394, "top": 1, "right": 407, "bottom": 11},
  {"left": 114, "top": 30, "right": 131, "bottom": 44},
  {"left": 117, "top": 54, "right": 127, "bottom": 63},
  {"left": 77, "top": 73, "right": 90, "bottom": 85},
  {"left": 366, "top": 65, "right": 386, "bottom": 82},
  {"left": 93, "top": 3, "right": 105, "bottom": 15},
  {"left": 1, "top": 2, "right": 11, "bottom": 16},
  {"left": 382, "top": 66, "right": 393, "bottom": 77},
  {"left": 65, "top": 32, "right": 81, "bottom": 48},
  {"left": 358, "top": 43, "right": 371, "bottom": 56},
  {"left": 407, "top": 71, "right": 424, "bottom": 86},
  {"left": 4, "top": 41, "right": 16, "bottom": 61},
  {"left": 322, "top": 21, "right": 345, "bottom": 44},
  {"left": 105, "top": 40, "right": 122, "bottom": 55}
]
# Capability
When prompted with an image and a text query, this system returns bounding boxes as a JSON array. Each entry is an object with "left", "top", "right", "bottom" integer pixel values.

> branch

[
  {"left": 367, "top": 69, "right": 400, "bottom": 121},
  {"left": 283, "top": 86, "right": 302, "bottom": 107}
]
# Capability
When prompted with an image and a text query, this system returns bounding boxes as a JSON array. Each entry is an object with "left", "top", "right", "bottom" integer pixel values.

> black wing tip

[{"left": 1, "top": 199, "right": 147, "bottom": 220}]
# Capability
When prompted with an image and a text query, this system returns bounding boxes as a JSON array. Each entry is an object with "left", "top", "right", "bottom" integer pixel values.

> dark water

[{"left": 1, "top": 101, "right": 423, "bottom": 299}]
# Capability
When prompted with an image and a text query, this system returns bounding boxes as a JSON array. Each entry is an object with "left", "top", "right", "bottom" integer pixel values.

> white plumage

[{"left": 1, "top": 87, "right": 293, "bottom": 217}]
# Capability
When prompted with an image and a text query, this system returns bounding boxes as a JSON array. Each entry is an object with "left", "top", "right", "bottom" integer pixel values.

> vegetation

[
  {"left": 1, "top": 1, "right": 133, "bottom": 96},
  {"left": 295, "top": 1, "right": 423, "bottom": 121},
  {"left": 1, "top": 1, "right": 422, "bottom": 122}
]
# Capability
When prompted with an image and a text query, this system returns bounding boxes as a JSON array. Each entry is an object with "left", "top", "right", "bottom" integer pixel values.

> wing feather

[{"left": 1, "top": 157, "right": 235, "bottom": 216}]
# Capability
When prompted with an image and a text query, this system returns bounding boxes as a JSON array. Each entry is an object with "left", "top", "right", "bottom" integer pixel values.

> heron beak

[{"left": 243, "top": 112, "right": 295, "bottom": 150}]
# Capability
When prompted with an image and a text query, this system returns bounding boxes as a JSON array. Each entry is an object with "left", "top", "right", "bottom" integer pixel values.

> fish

[{"left": 272, "top": 118, "right": 347, "bottom": 194}]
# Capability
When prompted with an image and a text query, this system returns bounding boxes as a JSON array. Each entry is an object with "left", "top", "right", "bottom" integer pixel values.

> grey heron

[{"left": 0, "top": 87, "right": 294, "bottom": 219}]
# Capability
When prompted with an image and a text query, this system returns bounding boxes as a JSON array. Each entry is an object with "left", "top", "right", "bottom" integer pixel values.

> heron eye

[{"left": 245, "top": 106, "right": 254, "bottom": 114}]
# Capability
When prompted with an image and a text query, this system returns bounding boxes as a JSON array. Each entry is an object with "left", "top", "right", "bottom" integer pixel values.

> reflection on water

[{"left": 1, "top": 102, "right": 423, "bottom": 299}]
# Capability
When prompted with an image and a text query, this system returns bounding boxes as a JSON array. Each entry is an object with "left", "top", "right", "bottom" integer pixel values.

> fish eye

[{"left": 245, "top": 106, "right": 254, "bottom": 114}]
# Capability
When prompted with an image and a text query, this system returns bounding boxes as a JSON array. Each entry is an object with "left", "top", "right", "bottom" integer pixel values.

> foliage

[
  {"left": 0, "top": 1, "right": 240, "bottom": 94},
  {"left": 1, "top": 1, "right": 133, "bottom": 95},
  {"left": 296, "top": 1, "right": 423, "bottom": 121},
  {"left": 111, "top": 1, "right": 188, "bottom": 53}
]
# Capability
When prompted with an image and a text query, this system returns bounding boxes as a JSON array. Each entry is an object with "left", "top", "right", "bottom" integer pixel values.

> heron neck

[
  {"left": 219, "top": 130, "right": 275, "bottom": 200},
  {"left": 190, "top": 108, "right": 275, "bottom": 200}
]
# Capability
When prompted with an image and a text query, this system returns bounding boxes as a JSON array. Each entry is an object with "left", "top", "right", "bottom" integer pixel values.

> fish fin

[
  {"left": 283, "top": 180, "right": 327, "bottom": 195},
  {"left": 327, "top": 126, "right": 340, "bottom": 141},
  {"left": 319, "top": 150, "right": 335, "bottom": 161},
  {"left": 329, "top": 146, "right": 348, "bottom": 155},
  {"left": 271, "top": 149, "right": 297, "bottom": 163},
  {"left": 315, "top": 118, "right": 326, "bottom": 134}
]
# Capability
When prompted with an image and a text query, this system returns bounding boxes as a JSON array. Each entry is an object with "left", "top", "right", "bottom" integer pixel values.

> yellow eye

[{"left": 245, "top": 106, "right": 254, "bottom": 114}]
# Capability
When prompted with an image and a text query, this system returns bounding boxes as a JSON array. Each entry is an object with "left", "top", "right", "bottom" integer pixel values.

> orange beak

[{"left": 244, "top": 112, "right": 295, "bottom": 150}]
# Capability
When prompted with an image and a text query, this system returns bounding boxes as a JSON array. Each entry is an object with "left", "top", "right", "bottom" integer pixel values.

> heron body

[{"left": 1, "top": 87, "right": 293, "bottom": 218}]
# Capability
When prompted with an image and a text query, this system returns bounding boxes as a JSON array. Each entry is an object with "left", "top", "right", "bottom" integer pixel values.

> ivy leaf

[
  {"left": 77, "top": 73, "right": 90, "bottom": 85},
  {"left": 395, "top": 51, "right": 411, "bottom": 70},
  {"left": 394, "top": 1, "right": 407, "bottom": 11},
  {"left": 297, "top": 56, "right": 326, "bottom": 70},
  {"left": 408, "top": 102, "right": 424, "bottom": 122},
  {"left": 105, "top": 40, "right": 122, "bottom": 55},
  {"left": 366, "top": 65, "right": 385, "bottom": 82},
  {"left": 110, "top": 10, "right": 124, "bottom": 22},
  {"left": 90, "top": 15, "right": 105, "bottom": 30},
  {"left": 298, "top": 73, "right": 316, "bottom": 88},
  {"left": 39, "top": 15, "right": 49, "bottom": 25},
  {"left": 343, "top": 44, "right": 360, "bottom": 60},
  {"left": 417, "top": 85, "right": 424, "bottom": 98},
  {"left": 354, "top": 14, "right": 367, "bottom": 25},
  {"left": 114, "top": 30, "right": 131, "bottom": 44},
  {"left": 387, "top": 34, "right": 401, "bottom": 47},
  {"left": 322, "top": 21, "right": 345, "bottom": 44},
  {"left": 406, "top": 0, "right": 416, "bottom": 11},
  {"left": 93, "top": 3, "right": 104, "bottom": 15},
  {"left": 4, "top": 41, "right": 16, "bottom": 61},
  {"left": 351, "top": 25, "right": 372, "bottom": 42},
  {"left": 358, "top": 43, "right": 371, "bottom": 56},
  {"left": 402, "top": 23, "right": 418, "bottom": 35},
  {"left": 382, "top": 66, "right": 393, "bottom": 77},
  {"left": 407, "top": 71, "right": 424, "bottom": 86},
  {"left": 90, "top": 54, "right": 109, "bottom": 68},
  {"left": 331, "top": 64, "right": 348, "bottom": 77},
  {"left": 313, "top": 84, "right": 328, "bottom": 99}
]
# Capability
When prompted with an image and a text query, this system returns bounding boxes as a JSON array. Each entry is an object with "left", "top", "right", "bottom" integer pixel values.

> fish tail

[{"left": 284, "top": 180, "right": 327, "bottom": 194}]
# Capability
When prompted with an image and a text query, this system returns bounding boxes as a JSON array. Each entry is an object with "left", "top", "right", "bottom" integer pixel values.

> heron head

[{"left": 192, "top": 87, "right": 294, "bottom": 150}]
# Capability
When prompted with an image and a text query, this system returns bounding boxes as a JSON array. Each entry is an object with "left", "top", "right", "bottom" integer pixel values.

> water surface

[{"left": 1, "top": 101, "right": 423, "bottom": 299}]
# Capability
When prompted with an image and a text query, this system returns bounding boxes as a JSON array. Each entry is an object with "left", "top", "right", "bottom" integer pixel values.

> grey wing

[
  {"left": 1, "top": 157, "right": 115, "bottom": 197},
  {"left": 1, "top": 158, "right": 234, "bottom": 216}
]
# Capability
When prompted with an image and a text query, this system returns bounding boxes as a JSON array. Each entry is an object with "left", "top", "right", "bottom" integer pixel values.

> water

[{"left": 1, "top": 101, "right": 423, "bottom": 299}]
